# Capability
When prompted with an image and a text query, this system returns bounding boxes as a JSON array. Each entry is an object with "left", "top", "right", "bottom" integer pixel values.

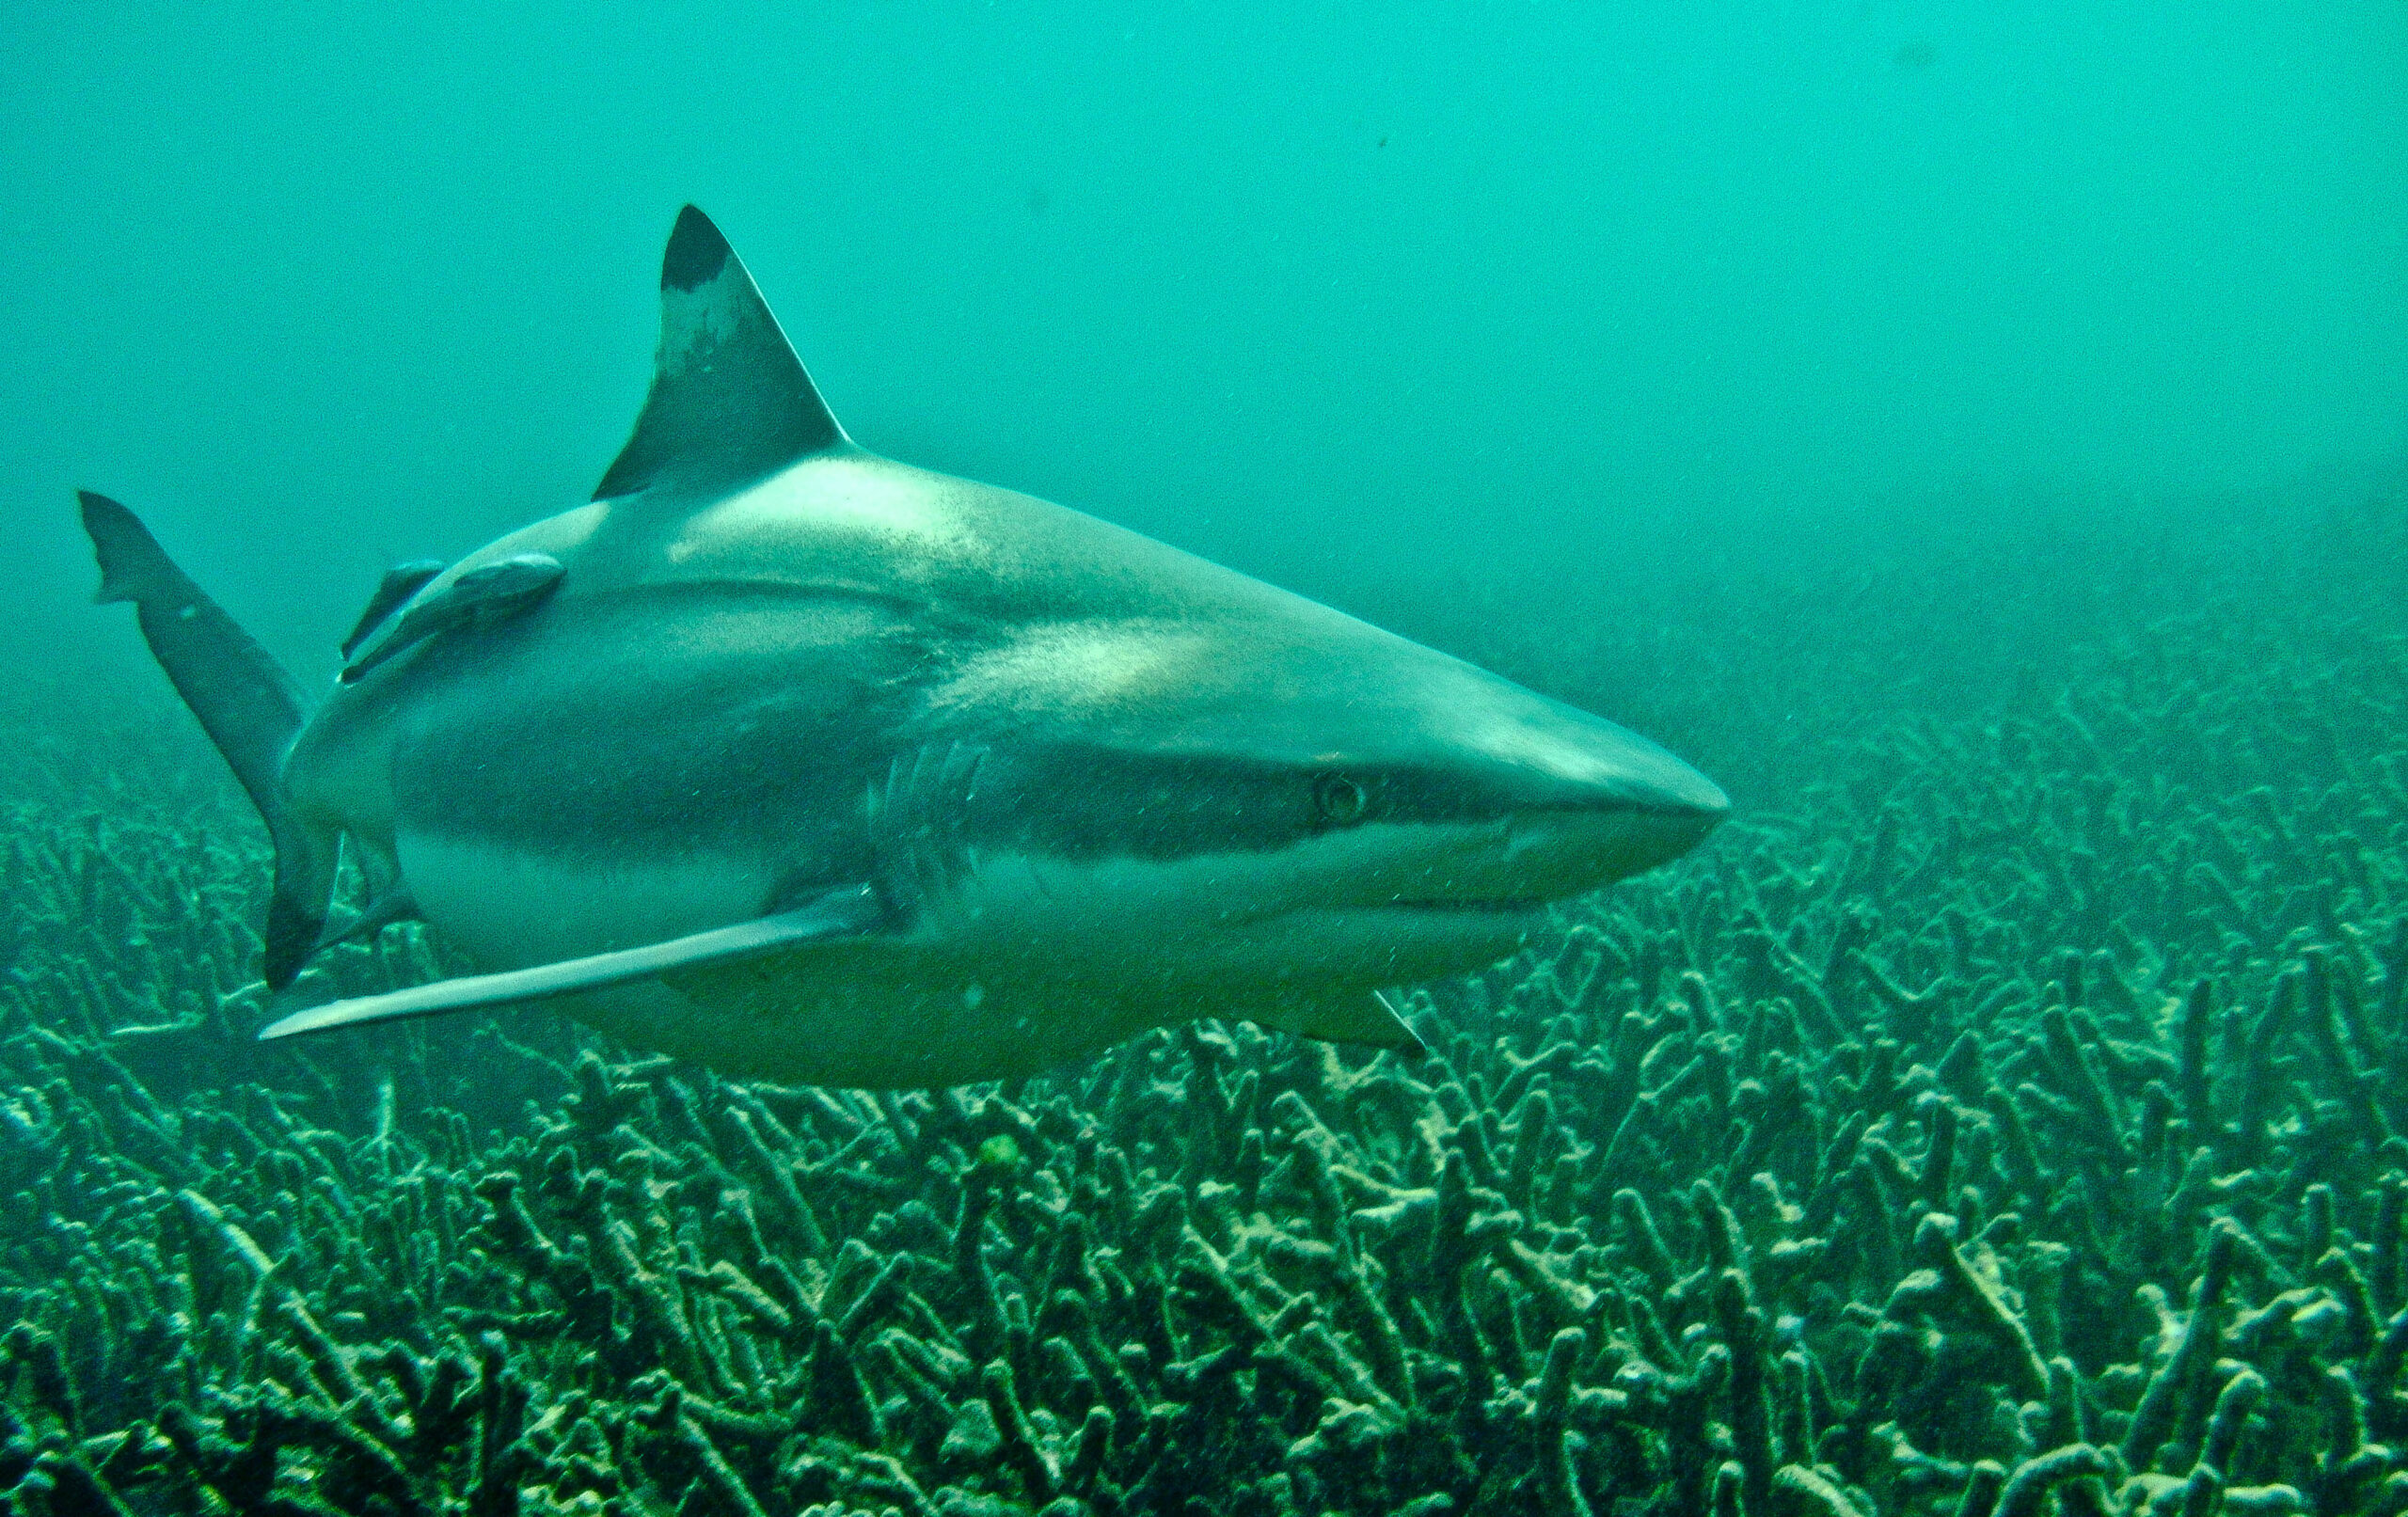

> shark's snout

[
  {"left": 1481, "top": 695, "right": 1728, "bottom": 888},
  {"left": 1500, "top": 788, "right": 1726, "bottom": 899}
]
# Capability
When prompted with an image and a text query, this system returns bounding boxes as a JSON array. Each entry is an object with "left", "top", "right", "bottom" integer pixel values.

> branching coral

[{"left": 5, "top": 486, "right": 2407, "bottom": 1515}]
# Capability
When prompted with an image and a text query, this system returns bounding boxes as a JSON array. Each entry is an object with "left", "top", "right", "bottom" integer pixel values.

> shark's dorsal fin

[{"left": 594, "top": 206, "right": 847, "bottom": 501}]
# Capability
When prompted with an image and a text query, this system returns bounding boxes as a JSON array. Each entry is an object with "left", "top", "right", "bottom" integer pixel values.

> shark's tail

[{"left": 80, "top": 491, "right": 331, "bottom": 988}]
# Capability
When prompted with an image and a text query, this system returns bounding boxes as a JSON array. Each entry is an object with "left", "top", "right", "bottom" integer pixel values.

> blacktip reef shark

[{"left": 80, "top": 206, "right": 1728, "bottom": 1089}]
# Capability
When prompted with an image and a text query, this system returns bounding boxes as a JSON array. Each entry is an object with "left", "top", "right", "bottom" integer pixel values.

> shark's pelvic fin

[
  {"left": 79, "top": 492, "right": 335, "bottom": 988},
  {"left": 593, "top": 205, "right": 848, "bottom": 502},
  {"left": 256, "top": 884, "right": 886, "bottom": 1041},
  {"left": 310, "top": 883, "right": 420, "bottom": 955},
  {"left": 340, "top": 560, "right": 446, "bottom": 659}
]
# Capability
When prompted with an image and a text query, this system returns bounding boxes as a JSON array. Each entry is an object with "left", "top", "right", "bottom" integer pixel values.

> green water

[{"left": 4, "top": 4, "right": 2407, "bottom": 1514}]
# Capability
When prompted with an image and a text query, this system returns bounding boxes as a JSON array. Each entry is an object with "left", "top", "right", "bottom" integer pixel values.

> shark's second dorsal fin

[{"left": 594, "top": 206, "right": 847, "bottom": 502}]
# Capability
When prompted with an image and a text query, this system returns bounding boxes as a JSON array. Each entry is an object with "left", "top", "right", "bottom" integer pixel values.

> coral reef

[{"left": 4, "top": 486, "right": 2407, "bottom": 1515}]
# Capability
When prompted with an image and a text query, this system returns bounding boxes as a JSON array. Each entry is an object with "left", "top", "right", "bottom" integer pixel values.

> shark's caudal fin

[
  {"left": 79, "top": 492, "right": 333, "bottom": 988},
  {"left": 593, "top": 205, "right": 848, "bottom": 502}
]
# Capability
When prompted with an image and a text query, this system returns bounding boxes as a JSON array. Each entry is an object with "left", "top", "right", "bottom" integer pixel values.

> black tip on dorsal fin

[
  {"left": 593, "top": 205, "right": 847, "bottom": 502},
  {"left": 661, "top": 204, "right": 733, "bottom": 292}
]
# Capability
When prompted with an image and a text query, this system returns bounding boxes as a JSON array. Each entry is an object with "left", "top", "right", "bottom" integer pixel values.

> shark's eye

[{"left": 1312, "top": 773, "right": 1368, "bottom": 826}]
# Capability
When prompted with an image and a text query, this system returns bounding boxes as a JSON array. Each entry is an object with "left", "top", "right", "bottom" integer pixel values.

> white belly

[
  {"left": 390, "top": 833, "right": 1500, "bottom": 1086},
  {"left": 395, "top": 833, "right": 1173, "bottom": 1084},
  {"left": 399, "top": 832, "right": 774, "bottom": 967}
]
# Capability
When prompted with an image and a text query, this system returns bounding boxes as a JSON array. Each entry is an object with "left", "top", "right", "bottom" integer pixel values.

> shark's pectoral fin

[
  {"left": 340, "top": 553, "right": 563, "bottom": 684},
  {"left": 257, "top": 884, "right": 885, "bottom": 1041},
  {"left": 1253, "top": 989, "right": 1430, "bottom": 1058}
]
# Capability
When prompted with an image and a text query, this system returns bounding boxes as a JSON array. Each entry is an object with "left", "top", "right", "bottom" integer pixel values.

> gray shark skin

[{"left": 84, "top": 206, "right": 1727, "bottom": 1088}]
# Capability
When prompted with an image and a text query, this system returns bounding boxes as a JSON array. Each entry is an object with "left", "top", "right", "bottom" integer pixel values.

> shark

[{"left": 80, "top": 206, "right": 1727, "bottom": 1089}]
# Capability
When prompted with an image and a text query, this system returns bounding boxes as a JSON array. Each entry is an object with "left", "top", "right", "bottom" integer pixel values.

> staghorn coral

[{"left": 4, "top": 480, "right": 2408, "bottom": 1515}]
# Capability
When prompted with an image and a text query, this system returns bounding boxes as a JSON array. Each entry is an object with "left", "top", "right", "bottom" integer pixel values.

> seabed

[{"left": 4, "top": 491, "right": 2406, "bottom": 1517}]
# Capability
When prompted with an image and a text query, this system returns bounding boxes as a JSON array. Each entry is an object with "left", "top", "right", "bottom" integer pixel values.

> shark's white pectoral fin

[
  {"left": 257, "top": 884, "right": 884, "bottom": 1041},
  {"left": 593, "top": 205, "right": 848, "bottom": 502},
  {"left": 1255, "top": 988, "right": 1429, "bottom": 1057}
]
